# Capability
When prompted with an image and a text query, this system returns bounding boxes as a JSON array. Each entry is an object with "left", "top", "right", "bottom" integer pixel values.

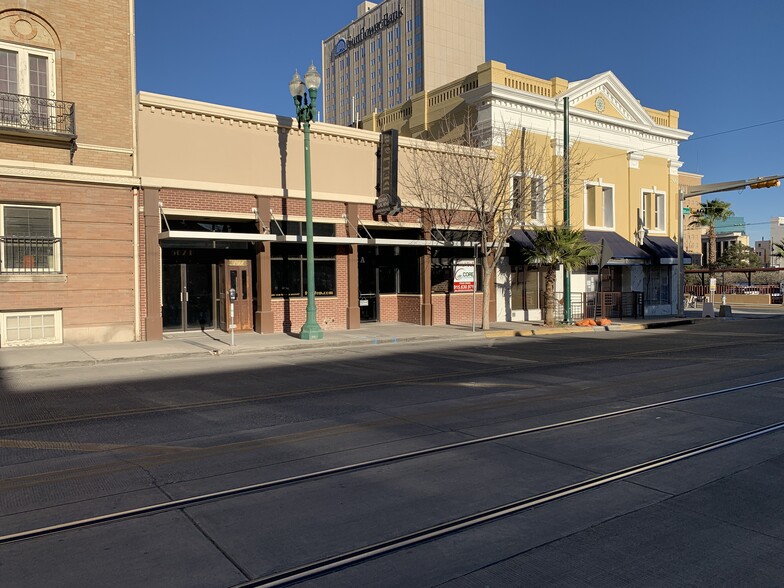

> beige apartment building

[
  {"left": 322, "top": 0, "right": 484, "bottom": 126},
  {"left": 0, "top": 1, "right": 138, "bottom": 346}
]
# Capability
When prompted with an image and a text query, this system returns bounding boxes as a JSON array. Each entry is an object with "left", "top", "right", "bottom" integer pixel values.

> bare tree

[{"left": 400, "top": 114, "right": 590, "bottom": 329}]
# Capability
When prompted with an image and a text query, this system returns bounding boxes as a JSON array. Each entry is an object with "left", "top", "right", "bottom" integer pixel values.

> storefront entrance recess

[
  {"left": 162, "top": 263, "right": 214, "bottom": 331},
  {"left": 358, "top": 247, "right": 378, "bottom": 322}
]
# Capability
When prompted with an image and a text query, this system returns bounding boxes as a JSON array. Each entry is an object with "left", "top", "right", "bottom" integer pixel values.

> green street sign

[{"left": 682, "top": 207, "right": 690, "bottom": 214}]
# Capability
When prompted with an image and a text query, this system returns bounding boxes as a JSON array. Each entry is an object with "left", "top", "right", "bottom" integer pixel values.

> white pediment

[{"left": 561, "top": 71, "right": 657, "bottom": 127}]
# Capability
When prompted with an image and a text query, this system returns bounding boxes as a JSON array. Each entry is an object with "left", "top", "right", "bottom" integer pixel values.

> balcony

[{"left": 0, "top": 92, "right": 76, "bottom": 154}]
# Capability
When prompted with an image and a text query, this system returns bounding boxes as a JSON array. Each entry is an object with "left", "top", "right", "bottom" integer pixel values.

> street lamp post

[{"left": 289, "top": 64, "right": 324, "bottom": 340}]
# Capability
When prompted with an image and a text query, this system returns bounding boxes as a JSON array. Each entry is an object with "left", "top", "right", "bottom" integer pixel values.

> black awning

[
  {"left": 507, "top": 229, "right": 537, "bottom": 265},
  {"left": 509, "top": 229, "right": 536, "bottom": 249},
  {"left": 642, "top": 236, "right": 692, "bottom": 265},
  {"left": 509, "top": 229, "right": 651, "bottom": 265},
  {"left": 583, "top": 230, "right": 651, "bottom": 265}
]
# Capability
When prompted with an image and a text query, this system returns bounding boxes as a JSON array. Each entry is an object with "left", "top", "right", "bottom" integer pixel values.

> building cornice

[
  {"left": 0, "top": 159, "right": 139, "bottom": 187},
  {"left": 138, "top": 92, "right": 381, "bottom": 147},
  {"left": 465, "top": 83, "right": 691, "bottom": 143}
]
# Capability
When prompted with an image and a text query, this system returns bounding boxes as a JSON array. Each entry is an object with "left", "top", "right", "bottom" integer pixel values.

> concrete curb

[
  {"left": 0, "top": 320, "right": 696, "bottom": 371},
  {"left": 484, "top": 319, "right": 695, "bottom": 339},
  {"left": 2, "top": 351, "right": 216, "bottom": 371}
]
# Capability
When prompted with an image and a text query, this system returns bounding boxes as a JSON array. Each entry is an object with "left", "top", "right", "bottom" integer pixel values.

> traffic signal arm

[
  {"left": 682, "top": 175, "right": 783, "bottom": 198},
  {"left": 749, "top": 179, "right": 781, "bottom": 189}
]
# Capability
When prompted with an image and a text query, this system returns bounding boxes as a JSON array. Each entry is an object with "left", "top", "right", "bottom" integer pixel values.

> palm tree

[
  {"left": 525, "top": 225, "right": 598, "bottom": 327},
  {"left": 690, "top": 198, "right": 733, "bottom": 276},
  {"left": 773, "top": 239, "right": 784, "bottom": 261}
]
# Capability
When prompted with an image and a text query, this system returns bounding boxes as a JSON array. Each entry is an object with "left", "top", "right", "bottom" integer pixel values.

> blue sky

[{"left": 135, "top": 0, "right": 784, "bottom": 242}]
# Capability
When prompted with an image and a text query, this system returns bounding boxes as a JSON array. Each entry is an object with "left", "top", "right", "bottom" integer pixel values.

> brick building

[{"left": 0, "top": 1, "right": 138, "bottom": 346}]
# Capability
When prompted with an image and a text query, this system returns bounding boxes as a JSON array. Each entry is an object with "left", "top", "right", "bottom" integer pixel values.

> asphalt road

[{"left": 2, "top": 313, "right": 784, "bottom": 587}]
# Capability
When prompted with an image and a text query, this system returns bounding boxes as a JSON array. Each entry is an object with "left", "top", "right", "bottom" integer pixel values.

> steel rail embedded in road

[
  {"left": 2, "top": 375, "right": 783, "bottom": 547},
  {"left": 235, "top": 419, "right": 784, "bottom": 588}
]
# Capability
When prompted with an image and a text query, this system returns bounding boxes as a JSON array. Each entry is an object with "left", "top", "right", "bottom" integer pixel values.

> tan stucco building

[{"left": 137, "top": 93, "right": 490, "bottom": 338}]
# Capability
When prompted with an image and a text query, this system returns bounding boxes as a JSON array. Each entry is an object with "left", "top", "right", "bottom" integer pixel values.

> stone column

[
  {"left": 346, "top": 203, "right": 360, "bottom": 329},
  {"left": 255, "top": 196, "right": 275, "bottom": 333},
  {"left": 143, "top": 187, "right": 163, "bottom": 340},
  {"left": 421, "top": 216, "right": 432, "bottom": 325}
]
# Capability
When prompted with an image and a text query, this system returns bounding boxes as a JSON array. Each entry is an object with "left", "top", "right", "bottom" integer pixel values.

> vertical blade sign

[{"left": 375, "top": 129, "right": 403, "bottom": 216}]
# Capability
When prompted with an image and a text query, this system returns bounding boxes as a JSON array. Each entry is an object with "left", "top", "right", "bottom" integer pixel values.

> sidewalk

[{"left": 0, "top": 317, "right": 696, "bottom": 371}]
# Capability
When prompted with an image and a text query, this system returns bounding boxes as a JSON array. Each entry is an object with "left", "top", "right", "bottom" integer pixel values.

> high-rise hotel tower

[{"left": 322, "top": 0, "right": 485, "bottom": 126}]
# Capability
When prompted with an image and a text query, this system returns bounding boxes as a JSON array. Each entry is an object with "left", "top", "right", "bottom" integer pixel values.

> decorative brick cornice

[{"left": 0, "top": 159, "right": 139, "bottom": 186}]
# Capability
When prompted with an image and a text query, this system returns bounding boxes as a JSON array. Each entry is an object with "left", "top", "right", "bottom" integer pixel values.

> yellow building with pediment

[{"left": 363, "top": 60, "right": 694, "bottom": 320}]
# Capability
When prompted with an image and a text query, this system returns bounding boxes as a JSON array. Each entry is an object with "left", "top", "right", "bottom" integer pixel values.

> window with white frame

[
  {"left": 0, "top": 204, "right": 61, "bottom": 273},
  {"left": 0, "top": 42, "right": 55, "bottom": 119},
  {"left": 511, "top": 175, "right": 524, "bottom": 222},
  {"left": 511, "top": 175, "right": 546, "bottom": 224},
  {"left": 0, "top": 309, "right": 63, "bottom": 346},
  {"left": 530, "top": 177, "right": 546, "bottom": 223},
  {"left": 0, "top": 42, "right": 59, "bottom": 131},
  {"left": 642, "top": 190, "right": 666, "bottom": 232},
  {"left": 585, "top": 183, "right": 614, "bottom": 229}
]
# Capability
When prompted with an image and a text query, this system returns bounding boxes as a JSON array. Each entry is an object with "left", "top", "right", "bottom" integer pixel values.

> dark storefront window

[
  {"left": 511, "top": 265, "right": 542, "bottom": 310},
  {"left": 399, "top": 260, "right": 420, "bottom": 293},
  {"left": 646, "top": 266, "right": 671, "bottom": 305},
  {"left": 271, "top": 244, "right": 336, "bottom": 298},
  {"left": 270, "top": 220, "right": 335, "bottom": 238},
  {"left": 379, "top": 266, "right": 397, "bottom": 293},
  {"left": 431, "top": 231, "right": 483, "bottom": 293},
  {"left": 430, "top": 231, "right": 482, "bottom": 293},
  {"left": 375, "top": 245, "right": 420, "bottom": 294},
  {"left": 164, "top": 218, "right": 259, "bottom": 234},
  {"left": 599, "top": 266, "right": 622, "bottom": 292}
]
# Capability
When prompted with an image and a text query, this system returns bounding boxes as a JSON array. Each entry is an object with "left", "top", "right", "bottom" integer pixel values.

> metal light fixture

[{"left": 289, "top": 63, "right": 323, "bottom": 340}]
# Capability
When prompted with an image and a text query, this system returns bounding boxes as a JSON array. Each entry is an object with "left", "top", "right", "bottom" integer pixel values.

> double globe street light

[{"left": 289, "top": 64, "right": 324, "bottom": 340}]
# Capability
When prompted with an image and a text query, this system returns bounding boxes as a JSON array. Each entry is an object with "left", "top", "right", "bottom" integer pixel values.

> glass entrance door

[
  {"left": 358, "top": 247, "right": 378, "bottom": 322},
  {"left": 162, "top": 264, "right": 214, "bottom": 331}
]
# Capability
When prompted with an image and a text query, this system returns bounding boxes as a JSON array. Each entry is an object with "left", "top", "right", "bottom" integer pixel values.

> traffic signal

[{"left": 749, "top": 179, "right": 781, "bottom": 189}]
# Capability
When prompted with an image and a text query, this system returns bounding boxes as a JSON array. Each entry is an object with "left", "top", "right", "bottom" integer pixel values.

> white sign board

[
  {"left": 453, "top": 262, "right": 475, "bottom": 292},
  {"left": 709, "top": 277, "right": 717, "bottom": 293}
]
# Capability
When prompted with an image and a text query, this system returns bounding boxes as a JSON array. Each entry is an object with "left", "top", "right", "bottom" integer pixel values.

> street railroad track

[
  {"left": 234, "top": 420, "right": 784, "bottom": 587},
  {"left": 3, "top": 375, "right": 783, "bottom": 549},
  {"left": 1, "top": 333, "right": 782, "bottom": 433}
]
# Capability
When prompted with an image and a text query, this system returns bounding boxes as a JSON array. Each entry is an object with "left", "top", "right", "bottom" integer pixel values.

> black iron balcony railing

[
  {"left": 0, "top": 92, "right": 75, "bottom": 136},
  {"left": 1, "top": 236, "right": 62, "bottom": 273}
]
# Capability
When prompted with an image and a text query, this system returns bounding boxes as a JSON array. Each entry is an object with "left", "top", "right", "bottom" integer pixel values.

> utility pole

[{"left": 562, "top": 97, "right": 571, "bottom": 323}]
